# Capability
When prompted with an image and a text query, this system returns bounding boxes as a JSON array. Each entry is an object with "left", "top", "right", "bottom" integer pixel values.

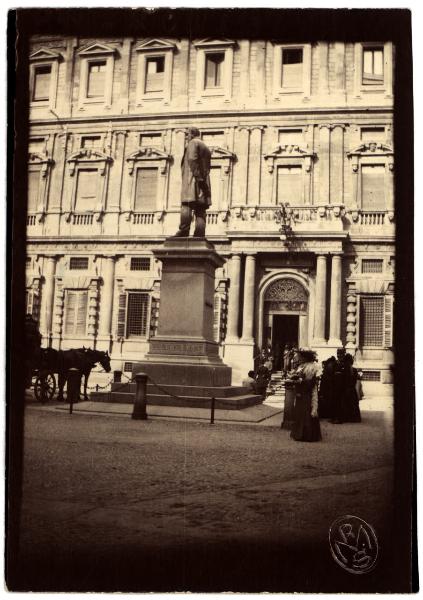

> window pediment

[
  {"left": 78, "top": 43, "right": 117, "bottom": 56},
  {"left": 348, "top": 142, "right": 393, "bottom": 157},
  {"left": 29, "top": 151, "right": 54, "bottom": 177},
  {"left": 67, "top": 149, "right": 113, "bottom": 176},
  {"left": 194, "top": 38, "right": 236, "bottom": 49},
  {"left": 210, "top": 146, "right": 236, "bottom": 175},
  {"left": 135, "top": 39, "right": 176, "bottom": 53},
  {"left": 30, "top": 48, "right": 63, "bottom": 62},
  {"left": 126, "top": 147, "right": 171, "bottom": 175},
  {"left": 264, "top": 144, "right": 316, "bottom": 173}
]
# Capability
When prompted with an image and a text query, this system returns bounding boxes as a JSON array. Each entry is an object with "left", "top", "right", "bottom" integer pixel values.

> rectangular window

[
  {"left": 205, "top": 53, "right": 224, "bottom": 88},
  {"left": 26, "top": 290, "right": 40, "bottom": 322},
  {"left": 360, "top": 296, "right": 384, "bottom": 347},
  {"left": 278, "top": 129, "right": 303, "bottom": 145},
  {"left": 29, "top": 138, "right": 46, "bottom": 154},
  {"left": 33, "top": 65, "right": 51, "bottom": 101},
  {"left": 202, "top": 131, "right": 224, "bottom": 147},
  {"left": 361, "top": 165, "right": 385, "bottom": 210},
  {"left": 64, "top": 290, "right": 88, "bottom": 336},
  {"left": 28, "top": 170, "right": 40, "bottom": 212},
  {"left": 209, "top": 167, "right": 222, "bottom": 210},
  {"left": 281, "top": 48, "right": 303, "bottom": 88},
  {"left": 140, "top": 133, "right": 161, "bottom": 148},
  {"left": 75, "top": 169, "right": 98, "bottom": 211},
  {"left": 134, "top": 168, "right": 158, "bottom": 212},
  {"left": 362, "top": 47, "right": 384, "bottom": 85},
  {"left": 362, "top": 259, "right": 383, "bottom": 274},
  {"left": 130, "top": 257, "right": 151, "bottom": 271},
  {"left": 361, "top": 127, "right": 386, "bottom": 142},
  {"left": 87, "top": 61, "right": 106, "bottom": 98},
  {"left": 145, "top": 56, "right": 165, "bottom": 93},
  {"left": 81, "top": 136, "right": 102, "bottom": 149},
  {"left": 127, "top": 292, "right": 149, "bottom": 337},
  {"left": 277, "top": 166, "right": 303, "bottom": 205},
  {"left": 70, "top": 257, "right": 89, "bottom": 270}
]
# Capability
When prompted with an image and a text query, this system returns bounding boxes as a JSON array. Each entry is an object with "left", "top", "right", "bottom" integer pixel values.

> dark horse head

[{"left": 87, "top": 349, "right": 112, "bottom": 373}]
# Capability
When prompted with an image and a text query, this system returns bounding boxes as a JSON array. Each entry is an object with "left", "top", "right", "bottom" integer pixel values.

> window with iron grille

[
  {"left": 205, "top": 53, "right": 224, "bottom": 88},
  {"left": 70, "top": 257, "right": 89, "bottom": 270},
  {"left": 33, "top": 65, "right": 51, "bottom": 101},
  {"left": 87, "top": 61, "right": 106, "bottom": 98},
  {"left": 123, "top": 362, "right": 133, "bottom": 373},
  {"left": 281, "top": 48, "right": 303, "bottom": 88},
  {"left": 64, "top": 290, "right": 88, "bottom": 336},
  {"left": 362, "top": 46, "right": 384, "bottom": 85},
  {"left": 130, "top": 257, "right": 151, "bottom": 271},
  {"left": 361, "top": 371, "right": 381, "bottom": 382},
  {"left": 362, "top": 259, "right": 383, "bottom": 274},
  {"left": 360, "top": 296, "right": 384, "bottom": 347},
  {"left": 127, "top": 293, "right": 149, "bottom": 337}
]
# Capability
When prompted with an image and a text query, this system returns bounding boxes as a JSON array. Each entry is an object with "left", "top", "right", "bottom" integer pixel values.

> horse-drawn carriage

[{"left": 25, "top": 315, "right": 112, "bottom": 402}]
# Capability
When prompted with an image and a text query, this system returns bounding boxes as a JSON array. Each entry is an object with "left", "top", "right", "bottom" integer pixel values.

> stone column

[
  {"left": 39, "top": 256, "right": 57, "bottom": 337},
  {"left": 314, "top": 254, "right": 327, "bottom": 344},
  {"left": 241, "top": 254, "right": 256, "bottom": 342},
  {"left": 328, "top": 254, "right": 342, "bottom": 346},
  {"left": 226, "top": 254, "right": 241, "bottom": 341},
  {"left": 319, "top": 125, "right": 331, "bottom": 205},
  {"left": 98, "top": 256, "right": 116, "bottom": 339}
]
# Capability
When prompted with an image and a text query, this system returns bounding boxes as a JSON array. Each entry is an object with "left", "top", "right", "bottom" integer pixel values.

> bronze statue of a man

[{"left": 173, "top": 126, "right": 211, "bottom": 238}]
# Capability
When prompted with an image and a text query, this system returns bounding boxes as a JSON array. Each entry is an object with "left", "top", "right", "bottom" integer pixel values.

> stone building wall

[{"left": 26, "top": 36, "right": 395, "bottom": 388}]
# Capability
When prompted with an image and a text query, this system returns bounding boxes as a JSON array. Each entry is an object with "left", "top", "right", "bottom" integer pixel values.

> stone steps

[{"left": 90, "top": 390, "right": 263, "bottom": 410}]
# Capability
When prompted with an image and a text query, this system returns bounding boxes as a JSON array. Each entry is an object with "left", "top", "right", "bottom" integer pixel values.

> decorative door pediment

[{"left": 264, "top": 278, "right": 308, "bottom": 312}]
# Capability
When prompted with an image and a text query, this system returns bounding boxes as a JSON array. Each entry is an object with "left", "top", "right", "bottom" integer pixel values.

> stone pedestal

[{"left": 130, "top": 238, "right": 261, "bottom": 408}]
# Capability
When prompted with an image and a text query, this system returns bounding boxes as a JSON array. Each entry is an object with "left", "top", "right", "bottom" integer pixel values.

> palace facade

[{"left": 26, "top": 36, "right": 395, "bottom": 388}]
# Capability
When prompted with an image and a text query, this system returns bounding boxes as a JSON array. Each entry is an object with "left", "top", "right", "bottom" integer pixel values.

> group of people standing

[
  {"left": 244, "top": 345, "right": 363, "bottom": 443},
  {"left": 286, "top": 347, "right": 362, "bottom": 443}
]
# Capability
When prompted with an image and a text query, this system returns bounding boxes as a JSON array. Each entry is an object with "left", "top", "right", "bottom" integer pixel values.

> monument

[{"left": 110, "top": 127, "right": 262, "bottom": 408}]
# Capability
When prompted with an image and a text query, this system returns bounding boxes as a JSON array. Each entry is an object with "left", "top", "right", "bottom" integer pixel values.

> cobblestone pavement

[{"left": 12, "top": 405, "right": 395, "bottom": 593}]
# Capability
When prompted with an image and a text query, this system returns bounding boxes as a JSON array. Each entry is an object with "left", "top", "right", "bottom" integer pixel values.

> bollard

[
  {"left": 67, "top": 368, "right": 81, "bottom": 415},
  {"left": 114, "top": 370, "right": 122, "bottom": 383},
  {"left": 210, "top": 397, "right": 216, "bottom": 425},
  {"left": 132, "top": 373, "right": 148, "bottom": 420}
]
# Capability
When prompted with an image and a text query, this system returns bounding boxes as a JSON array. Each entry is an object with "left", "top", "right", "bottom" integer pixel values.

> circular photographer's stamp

[{"left": 329, "top": 515, "right": 379, "bottom": 574}]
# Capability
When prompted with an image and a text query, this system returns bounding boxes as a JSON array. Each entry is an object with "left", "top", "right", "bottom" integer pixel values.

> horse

[{"left": 56, "top": 348, "right": 112, "bottom": 401}]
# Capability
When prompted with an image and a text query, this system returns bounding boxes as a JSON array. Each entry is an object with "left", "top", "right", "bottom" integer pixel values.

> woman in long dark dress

[
  {"left": 318, "top": 355, "right": 337, "bottom": 419},
  {"left": 339, "top": 353, "right": 362, "bottom": 423},
  {"left": 288, "top": 349, "right": 322, "bottom": 442}
]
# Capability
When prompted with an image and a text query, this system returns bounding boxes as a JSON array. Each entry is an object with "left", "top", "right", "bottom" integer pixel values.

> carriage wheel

[{"left": 34, "top": 372, "right": 56, "bottom": 403}]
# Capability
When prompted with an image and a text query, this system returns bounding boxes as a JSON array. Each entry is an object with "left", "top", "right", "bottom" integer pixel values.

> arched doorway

[{"left": 263, "top": 277, "right": 309, "bottom": 369}]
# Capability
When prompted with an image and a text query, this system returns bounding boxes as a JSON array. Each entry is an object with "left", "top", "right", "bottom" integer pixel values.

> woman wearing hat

[{"left": 286, "top": 348, "right": 322, "bottom": 442}]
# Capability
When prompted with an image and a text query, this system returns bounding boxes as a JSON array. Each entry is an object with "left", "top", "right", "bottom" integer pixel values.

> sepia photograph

[{"left": 7, "top": 7, "right": 415, "bottom": 593}]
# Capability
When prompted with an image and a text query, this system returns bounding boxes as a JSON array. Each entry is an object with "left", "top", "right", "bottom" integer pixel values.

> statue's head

[{"left": 187, "top": 126, "right": 201, "bottom": 141}]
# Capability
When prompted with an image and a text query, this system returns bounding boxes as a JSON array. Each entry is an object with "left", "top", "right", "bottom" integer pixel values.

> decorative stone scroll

[{"left": 264, "top": 278, "right": 308, "bottom": 312}]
